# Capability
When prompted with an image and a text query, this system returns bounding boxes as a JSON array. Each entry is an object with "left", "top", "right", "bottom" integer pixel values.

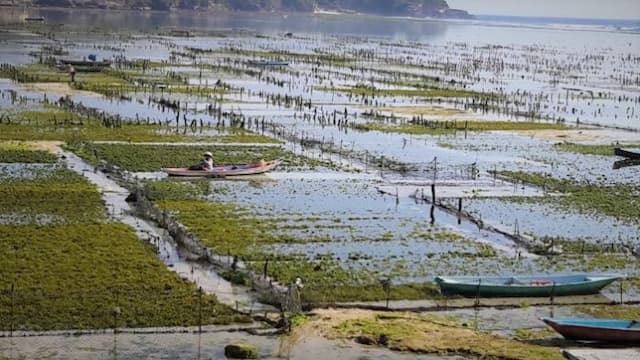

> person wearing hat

[{"left": 189, "top": 151, "right": 214, "bottom": 171}]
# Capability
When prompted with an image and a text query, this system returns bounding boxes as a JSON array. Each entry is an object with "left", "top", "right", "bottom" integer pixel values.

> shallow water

[
  {"left": 199, "top": 170, "right": 640, "bottom": 282},
  {"left": 451, "top": 197, "right": 640, "bottom": 245}
]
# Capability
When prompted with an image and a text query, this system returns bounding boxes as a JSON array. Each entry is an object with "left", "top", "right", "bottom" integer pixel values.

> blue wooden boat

[
  {"left": 434, "top": 274, "right": 620, "bottom": 297},
  {"left": 543, "top": 318, "right": 640, "bottom": 343}
]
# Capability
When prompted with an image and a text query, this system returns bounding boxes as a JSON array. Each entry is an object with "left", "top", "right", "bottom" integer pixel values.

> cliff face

[{"left": 5, "top": 0, "right": 471, "bottom": 18}]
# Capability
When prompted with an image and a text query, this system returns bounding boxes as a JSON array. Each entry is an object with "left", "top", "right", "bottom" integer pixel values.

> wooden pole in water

[
  {"left": 431, "top": 184, "right": 436, "bottom": 204},
  {"left": 432, "top": 157, "right": 437, "bottom": 184},
  {"left": 364, "top": 150, "right": 368, "bottom": 172},
  {"left": 263, "top": 259, "right": 269, "bottom": 279},
  {"left": 10, "top": 283, "right": 14, "bottom": 338},
  {"left": 198, "top": 286, "right": 203, "bottom": 334},
  {"left": 457, "top": 198, "right": 463, "bottom": 225}
]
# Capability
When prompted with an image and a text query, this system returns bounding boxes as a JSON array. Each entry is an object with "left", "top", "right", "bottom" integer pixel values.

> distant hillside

[{"left": 3, "top": 0, "right": 472, "bottom": 18}]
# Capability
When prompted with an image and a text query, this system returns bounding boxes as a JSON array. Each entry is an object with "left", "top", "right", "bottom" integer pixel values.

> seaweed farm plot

[
  {"left": 0, "top": 166, "right": 106, "bottom": 224},
  {"left": 0, "top": 141, "right": 57, "bottom": 163},
  {"left": 0, "top": 102, "right": 278, "bottom": 144},
  {"left": 69, "top": 142, "right": 328, "bottom": 173},
  {"left": 150, "top": 173, "right": 640, "bottom": 302},
  {"left": 0, "top": 151, "right": 248, "bottom": 331},
  {"left": 453, "top": 197, "right": 639, "bottom": 244},
  {"left": 168, "top": 178, "right": 543, "bottom": 289},
  {"left": 436, "top": 129, "right": 640, "bottom": 185}
]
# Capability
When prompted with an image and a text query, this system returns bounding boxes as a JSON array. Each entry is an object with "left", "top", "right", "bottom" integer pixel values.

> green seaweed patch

[
  {"left": 0, "top": 223, "right": 249, "bottom": 330},
  {"left": 0, "top": 64, "right": 227, "bottom": 97},
  {"left": 513, "top": 327, "right": 557, "bottom": 341},
  {"left": 220, "top": 47, "right": 352, "bottom": 66},
  {"left": 0, "top": 64, "right": 70, "bottom": 83},
  {"left": 576, "top": 305, "right": 640, "bottom": 320},
  {"left": 2, "top": 109, "right": 276, "bottom": 143},
  {"left": 142, "top": 180, "right": 212, "bottom": 201},
  {"left": 156, "top": 200, "right": 276, "bottom": 256},
  {"left": 580, "top": 253, "right": 635, "bottom": 271},
  {"left": 331, "top": 313, "right": 563, "bottom": 359},
  {"left": 219, "top": 269, "right": 252, "bottom": 287},
  {"left": 353, "top": 121, "right": 567, "bottom": 135},
  {"left": 554, "top": 142, "right": 640, "bottom": 156},
  {"left": 0, "top": 167, "right": 106, "bottom": 223},
  {"left": 290, "top": 313, "right": 310, "bottom": 328},
  {"left": 497, "top": 171, "right": 640, "bottom": 224},
  {"left": 68, "top": 143, "right": 317, "bottom": 172},
  {"left": 318, "top": 84, "right": 487, "bottom": 98},
  {"left": 0, "top": 142, "right": 57, "bottom": 163},
  {"left": 246, "top": 254, "right": 438, "bottom": 303}
]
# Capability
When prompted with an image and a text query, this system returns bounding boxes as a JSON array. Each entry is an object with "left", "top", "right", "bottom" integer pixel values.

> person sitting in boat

[{"left": 189, "top": 151, "right": 214, "bottom": 171}]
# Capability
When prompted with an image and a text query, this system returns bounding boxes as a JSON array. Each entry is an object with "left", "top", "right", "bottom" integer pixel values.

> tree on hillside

[
  {"left": 282, "top": 0, "right": 314, "bottom": 11},
  {"left": 150, "top": 0, "right": 171, "bottom": 10}
]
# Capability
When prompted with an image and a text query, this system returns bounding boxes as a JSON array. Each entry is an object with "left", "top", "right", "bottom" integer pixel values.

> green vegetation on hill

[{"left": 21, "top": 0, "right": 470, "bottom": 18}]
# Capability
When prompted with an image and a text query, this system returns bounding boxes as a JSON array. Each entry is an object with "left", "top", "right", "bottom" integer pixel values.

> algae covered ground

[
  {"left": 312, "top": 309, "right": 564, "bottom": 360},
  {"left": 496, "top": 171, "right": 640, "bottom": 224},
  {"left": 68, "top": 142, "right": 324, "bottom": 172},
  {"left": 0, "top": 108, "right": 277, "bottom": 144},
  {"left": 0, "top": 224, "right": 247, "bottom": 330},
  {"left": 0, "top": 153, "right": 249, "bottom": 331}
]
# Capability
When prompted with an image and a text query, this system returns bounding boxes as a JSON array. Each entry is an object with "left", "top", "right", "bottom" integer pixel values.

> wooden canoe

[
  {"left": 60, "top": 59, "right": 112, "bottom": 67},
  {"left": 543, "top": 318, "right": 640, "bottom": 343},
  {"left": 164, "top": 160, "right": 281, "bottom": 177},
  {"left": 614, "top": 148, "right": 640, "bottom": 160},
  {"left": 434, "top": 274, "right": 620, "bottom": 297}
]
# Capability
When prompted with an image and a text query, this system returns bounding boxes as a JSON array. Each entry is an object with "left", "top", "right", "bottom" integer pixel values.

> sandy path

[
  {"left": 24, "top": 140, "right": 64, "bottom": 153},
  {"left": 515, "top": 129, "right": 640, "bottom": 144}
]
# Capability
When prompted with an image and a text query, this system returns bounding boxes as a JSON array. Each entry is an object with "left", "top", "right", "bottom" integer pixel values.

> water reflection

[{"left": 1, "top": 7, "right": 449, "bottom": 40}]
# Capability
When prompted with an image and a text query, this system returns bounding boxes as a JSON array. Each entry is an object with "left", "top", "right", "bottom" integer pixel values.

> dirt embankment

[{"left": 20, "top": 82, "right": 98, "bottom": 97}]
